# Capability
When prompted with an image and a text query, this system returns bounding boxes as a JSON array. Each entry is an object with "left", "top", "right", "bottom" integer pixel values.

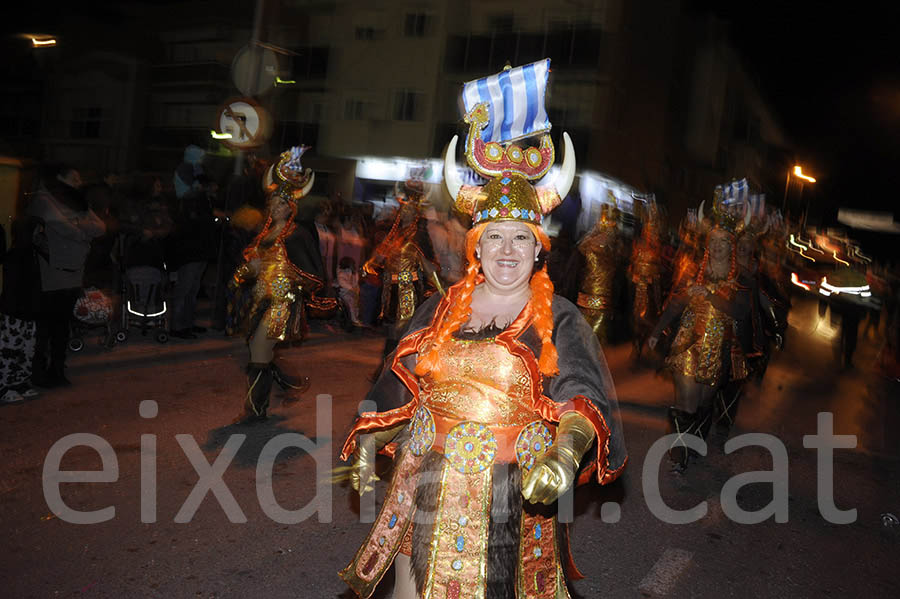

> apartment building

[{"left": 11, "top": 0, "right": 790, "bottom": 222}]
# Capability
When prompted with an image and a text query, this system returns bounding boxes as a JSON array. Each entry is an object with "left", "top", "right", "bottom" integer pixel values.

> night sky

[{"left": 690, "top": 1, "right": 900, "bottom": 224}]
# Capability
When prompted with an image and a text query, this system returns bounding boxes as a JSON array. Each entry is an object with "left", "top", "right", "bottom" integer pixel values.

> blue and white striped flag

[{"left": 462, "top": 59, "right": 551, "bottom": 143}]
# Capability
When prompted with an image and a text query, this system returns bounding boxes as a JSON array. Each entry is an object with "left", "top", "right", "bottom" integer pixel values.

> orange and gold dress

[
  {"left": 663, "top": 282, "right": 749, "bottom": 385},
  {"left": 630, "top": 238, "right": 661, "bottom": 327},
  {"left": 228, "top": 238, "right": 321, "bottom": 341},
  {"left": 380, "top": 236, "right": 429, "bottom": 327},
  {"left": 576, "top": 237, "right": 618, "bottom": 343},
  {"left": 339, "top": 290, "right": 627, "bottom": 599}
]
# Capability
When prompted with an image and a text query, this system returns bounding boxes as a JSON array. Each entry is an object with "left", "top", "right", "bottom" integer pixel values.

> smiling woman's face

[
  {"left": 477, "top": 221, "right": 541, "bottom": 295},
  {"left": 708, "top": 229, "right": 733, "bottom": 267}
]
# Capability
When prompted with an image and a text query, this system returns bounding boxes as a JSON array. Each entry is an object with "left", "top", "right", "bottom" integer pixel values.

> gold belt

[{"left": 407, "top": 406, "right": 554, "bottom": 474}]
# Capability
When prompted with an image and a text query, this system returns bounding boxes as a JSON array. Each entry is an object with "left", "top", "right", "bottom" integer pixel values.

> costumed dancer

[
  {"left": 362, "top": 171, "right": 441, "bottom": 378},
  {"left": 337, "top": 59, "right": 626, "bottom": 599},
  {"left": 226, "top": 146, "right": 323, "bottom": 424},
  {"left": 648, "top": 180, "right": 753, "bottom": 472},
  {"left": 757, "top": 209, "right": 791, "bottom": 360},
  {"left": 713, "top": 199, "right": 791, "bottom": 438},
  {"left": 569, "top": 192, "right": 621, "bottom": 345},
  {"left": 628, "top": 196, "right": 664, "bottom": 359},
  {"left": 667, "top": 209, "right": 702, "bottom": 299}
]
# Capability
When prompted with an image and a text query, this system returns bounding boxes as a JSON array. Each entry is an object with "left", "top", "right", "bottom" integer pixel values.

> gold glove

[
  {"left": 233, "top": 262, "right": 253, "bottom": 285},
  {"left": 349, "top": 424, "right": 405, "bottom": 496},
  {"left": 521, "top": 412, "right": 596, "bottom": 505}
]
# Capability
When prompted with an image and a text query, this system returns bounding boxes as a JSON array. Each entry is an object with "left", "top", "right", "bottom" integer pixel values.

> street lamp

[
  {"left": 793, "top": 166, "right": 816, "bottom": 183},
  {"left": 782, "top": 165, "right": 817, "bottom": 227}
]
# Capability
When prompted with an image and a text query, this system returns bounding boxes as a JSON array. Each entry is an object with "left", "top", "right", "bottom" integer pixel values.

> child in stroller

[{"left": 69, "top": 287, "right": 117, "bottom": 351}]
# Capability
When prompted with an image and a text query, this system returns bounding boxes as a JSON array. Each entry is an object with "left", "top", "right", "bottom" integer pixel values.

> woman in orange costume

[{"left": 338, "top": 125, "right": 626, "bottom": 599}]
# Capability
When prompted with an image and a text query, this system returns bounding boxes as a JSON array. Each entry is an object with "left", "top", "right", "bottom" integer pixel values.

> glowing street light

[
  {"left": 793, "top": 166, "right": 816, "bottom": 183},
  {"left": 782, "top": 165, "right": 818, "bottom": 229},
  {"left": 28, "top": 36, "right": 56, "bottom": 47}
]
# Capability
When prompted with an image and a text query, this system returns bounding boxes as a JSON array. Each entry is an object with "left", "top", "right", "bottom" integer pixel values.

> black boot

[
  {"left": 270, "top": 362, "right": 310, "bottom": 394},
  {"left": 714, "top": 384, "right": 742, "bottom": 442},
  {"left": 30, "top": 360, "right": 56, "bottom": 389},
  {"left": 695, "top": 405, "right": 713, "bottom": 444},
  {"left": 233, "top": 362, "right": 273, "bottom": 424},
  {"left": 667, "top": 407, "right": 702, "bottom": 473}
]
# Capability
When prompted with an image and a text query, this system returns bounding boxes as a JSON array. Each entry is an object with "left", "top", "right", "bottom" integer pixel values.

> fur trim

[
  {"left": 486, "top": 462, "right": 522, "bottom": 599},
  {"left": 411, "top": 453, "right": 523, "bottom": 598}
]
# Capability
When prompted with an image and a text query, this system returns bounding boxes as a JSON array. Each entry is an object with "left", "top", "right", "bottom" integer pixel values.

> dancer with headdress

[
  {"left": 629, "top": 196, "right": 664, "bottom": 358},
  {"left": 338, "top": 60, "right": 626, "bottom": 599},
  {"left": 712, "top": 195, "right": 787, "bottom": 438},
  {"left": 570, "top": 192, "right": 621, "bottom": 345},
  {"left": 362, "top": 170, "right": 441, "bottom": 379},
  {"left": 226, "top": 146, "right": 323, "bottom": 424},
  {"left": 648, "top": 180, "right": 753, "bottom": 472}
]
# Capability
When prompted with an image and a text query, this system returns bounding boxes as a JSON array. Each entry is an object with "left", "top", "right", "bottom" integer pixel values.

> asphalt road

[{"left": 1, "top": 297, "right": 898, "bottom": 598}]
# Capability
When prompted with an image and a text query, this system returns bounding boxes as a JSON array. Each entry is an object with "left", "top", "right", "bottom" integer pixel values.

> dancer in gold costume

[
  {"left": 629, "top": 198, "right": 663, "bottom": 358},
  {"left": 338, "top": 60, "right": 626, "bottom": 599},
  {"left": 227, "top": 147, "right": 323, "bottom": 423},
  {"left": 649, "top": 180, "right": 753, "bottom": 472},
  {"left": 714, "top": 196, "right": 786, "bottom": 439},
  {"left": 362, "top": 172, "right": 440, "bottom": 376},
  {"left": 573, "top": 194, "right": 620, "bottom": 344},
  {"left": 668, "top": 209, "right": 702, "bottom": 299}
]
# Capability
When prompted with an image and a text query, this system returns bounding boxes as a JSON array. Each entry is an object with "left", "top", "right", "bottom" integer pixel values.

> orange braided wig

[{"left": 415, "top": 222, "right": 559, "bottom": 377}]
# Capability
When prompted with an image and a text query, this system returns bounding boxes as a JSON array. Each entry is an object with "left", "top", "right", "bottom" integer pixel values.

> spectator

[
  {"left": 1, "top": 218, "right": 42, "bottom": 401},
  {"left": 27, "top": 165, "right": 105, "bottom": 387},
  {"left": 82, "top": 175, "right": 120, "bottom": 291},
  {"left": 314, "top": 203, "right": 336, "bottom": 287},
  {"left": 336, "top": 213, "right": 366, "bottom": 279},
  {"left": 336, "top": 256, "right": 363, "bottom": 328},
  {"left": 173, "top": 144, "right": 206, "bottom": 201},
  {"left": 166, "top": 181, "right": 214, "bottom": 339}
]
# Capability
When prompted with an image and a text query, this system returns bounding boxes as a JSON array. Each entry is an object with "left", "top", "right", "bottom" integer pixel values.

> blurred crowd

[{"left": 2, "top": 148, "right": 899, "bottom": 404}]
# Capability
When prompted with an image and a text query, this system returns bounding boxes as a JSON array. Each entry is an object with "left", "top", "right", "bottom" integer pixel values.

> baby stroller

[
  {"left": 118, "top": 266, "right": 169, "bottom": 344},
  {"left": 69, "top": 287, "right": 117, "bottom": 351}
]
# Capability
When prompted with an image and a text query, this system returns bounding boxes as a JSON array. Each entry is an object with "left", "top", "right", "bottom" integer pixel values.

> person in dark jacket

[
  {"left": 166, "top": 183, "right": 215, "bottom": 338},
  {"left": 26, "top": 165, "right": 105, "bottom": 387}
]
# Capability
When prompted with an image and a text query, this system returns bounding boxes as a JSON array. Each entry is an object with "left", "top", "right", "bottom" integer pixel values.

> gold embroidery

[{"left": 423, "top": 338, "right": 535, "bottom": 426}]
